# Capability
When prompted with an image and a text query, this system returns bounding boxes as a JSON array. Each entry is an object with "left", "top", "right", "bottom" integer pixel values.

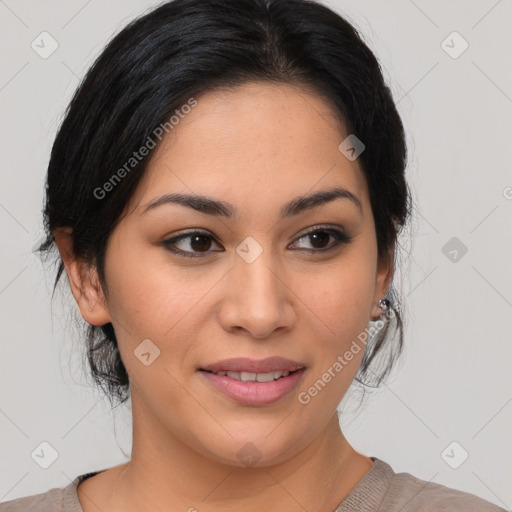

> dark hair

[{"left": 36, "top": 0, "right": 412, "bottom": 408}]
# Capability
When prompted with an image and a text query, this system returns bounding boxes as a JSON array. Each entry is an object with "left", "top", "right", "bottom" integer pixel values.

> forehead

[{"left": 129, "top": 82, "right": 369, "bottom": 215}]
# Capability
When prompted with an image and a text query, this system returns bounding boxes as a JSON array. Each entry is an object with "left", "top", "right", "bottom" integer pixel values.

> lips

[
  {"left": 200, "top": 356, "right": 306, "bottom": 374},
  {"left": 200, "top": 367, "right": 306, "bottom": 405}
]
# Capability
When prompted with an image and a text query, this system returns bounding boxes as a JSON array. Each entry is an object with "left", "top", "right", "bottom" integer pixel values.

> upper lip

[{"left": 200, "top": 357, "right": 305, "bottom": 374}]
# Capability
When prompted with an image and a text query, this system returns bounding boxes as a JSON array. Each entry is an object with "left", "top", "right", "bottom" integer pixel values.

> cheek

[
  {"left": 103, "top": 232, "right": 197, "bottom": 330},
  {"left": 106, "top": 266, "right": 205, "bottom": 342},
  {"left": 301, "top": 256, "right": 375, "bottom": 331},
  {"left": 102, "top": 249, "right": 220, "bottom": 388}
]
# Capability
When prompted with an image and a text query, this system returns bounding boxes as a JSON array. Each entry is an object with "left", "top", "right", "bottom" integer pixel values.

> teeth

[{"left": 217, "top": 370, "right": 291, "bottom": 381}]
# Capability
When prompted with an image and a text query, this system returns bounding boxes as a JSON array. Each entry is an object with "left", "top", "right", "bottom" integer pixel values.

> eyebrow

[{"left": 140, "top": 186, "right": 362, "bottom": 219}]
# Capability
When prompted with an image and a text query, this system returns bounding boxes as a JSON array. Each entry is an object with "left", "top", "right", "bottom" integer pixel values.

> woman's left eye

[
  {"left": 290, "top": 228, "right": 353, "bottom": 252},
  {"left": 162, "top": 227, "right": 353, "bottom": 258}
]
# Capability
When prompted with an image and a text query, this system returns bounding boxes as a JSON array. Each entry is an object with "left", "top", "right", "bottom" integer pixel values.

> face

[{"left": 75, "top": 82, "right": 392, "bottom": 467}]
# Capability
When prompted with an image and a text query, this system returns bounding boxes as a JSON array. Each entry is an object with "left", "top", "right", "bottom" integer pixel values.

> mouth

[
  {"left": 198, "top": 357, "right": 306, "bottom": 405},
  {"left": 199, "top": 368, "right": 301, "bottom": 382},
  {"left": 198, "top": 364, "right": 307, "bottom": 406},
  {"left": 200, "top": 356, "right": 306, "bottom": 375}
]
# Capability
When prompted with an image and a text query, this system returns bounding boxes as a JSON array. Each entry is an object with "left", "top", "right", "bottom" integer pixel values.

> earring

[
  {"left": 378, "top": 298, "right": 390, "bottom": 311},
  {"left": 374, "top": 297, "right": 391, "bottom": 321}
]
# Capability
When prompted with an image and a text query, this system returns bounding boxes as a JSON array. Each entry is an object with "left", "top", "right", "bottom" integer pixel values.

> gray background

[{"left": 0, "top": 0, "right": 511, "bottom": 508}]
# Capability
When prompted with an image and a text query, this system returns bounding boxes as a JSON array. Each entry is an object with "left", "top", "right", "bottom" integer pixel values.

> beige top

[{"left": 0, "top": 457, "right": 508, "bottom": 511}]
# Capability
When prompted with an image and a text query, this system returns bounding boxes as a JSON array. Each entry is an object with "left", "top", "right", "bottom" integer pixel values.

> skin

[{"left": 54, "top": 81, "right": 394, "bottom": 512}]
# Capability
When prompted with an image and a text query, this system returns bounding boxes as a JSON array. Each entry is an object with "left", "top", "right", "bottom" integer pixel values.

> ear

[
  {"left": 370, "top": 242, "right": 395, "bottom": 321},
  {"left": 53, "top": 227, "right": 112, "bottom": 326}
]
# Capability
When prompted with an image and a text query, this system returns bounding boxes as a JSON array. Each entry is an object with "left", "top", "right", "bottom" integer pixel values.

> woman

[{"left": 1, "top": 0, "right": 506, "bottom": 511}]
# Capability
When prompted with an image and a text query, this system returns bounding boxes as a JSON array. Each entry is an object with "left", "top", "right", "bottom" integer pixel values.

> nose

[{"left": 217, "top": 243, "right": 296, "bottom": 339}]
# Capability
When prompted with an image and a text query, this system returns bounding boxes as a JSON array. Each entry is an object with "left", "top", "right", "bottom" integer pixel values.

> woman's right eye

[{"left": 162, "top": 231, "right": 223, "bottom": 258}]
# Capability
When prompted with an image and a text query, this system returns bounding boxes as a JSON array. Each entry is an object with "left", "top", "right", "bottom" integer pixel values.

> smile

[
  {"left": 199, "top": 368, "right": 306, "bottom": 406},
  {"left": 203, "top": 369, "right": 292, "bottom": 382}
]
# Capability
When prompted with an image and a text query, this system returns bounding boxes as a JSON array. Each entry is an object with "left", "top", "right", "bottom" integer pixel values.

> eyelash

[{"left": 161, "top": 226, "right": 354, "bottom": 259}]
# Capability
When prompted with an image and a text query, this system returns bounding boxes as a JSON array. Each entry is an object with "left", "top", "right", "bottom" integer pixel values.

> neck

[{"left": 105, "top": 393, "right": 372, "bottom": 512}]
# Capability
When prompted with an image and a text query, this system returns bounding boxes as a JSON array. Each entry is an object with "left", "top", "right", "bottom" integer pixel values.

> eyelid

[{"left": 294, "top": 223, "right": 347, "bottom": 239}]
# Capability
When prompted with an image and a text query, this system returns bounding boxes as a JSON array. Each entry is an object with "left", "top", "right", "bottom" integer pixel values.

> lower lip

[{"left": 199, "top": 369, "right": 306, "bottom": 406}]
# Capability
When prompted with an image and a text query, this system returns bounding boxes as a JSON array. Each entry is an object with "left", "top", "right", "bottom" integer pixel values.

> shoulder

[
  {"left": 382, "top": 466, "right": 508, "bottom": 511},
  {"left": 0, "top": 477, "right": 82, "bottom": 512},
  {"left": 0, "top": 487, "right": 68, "bottom": 512}
]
